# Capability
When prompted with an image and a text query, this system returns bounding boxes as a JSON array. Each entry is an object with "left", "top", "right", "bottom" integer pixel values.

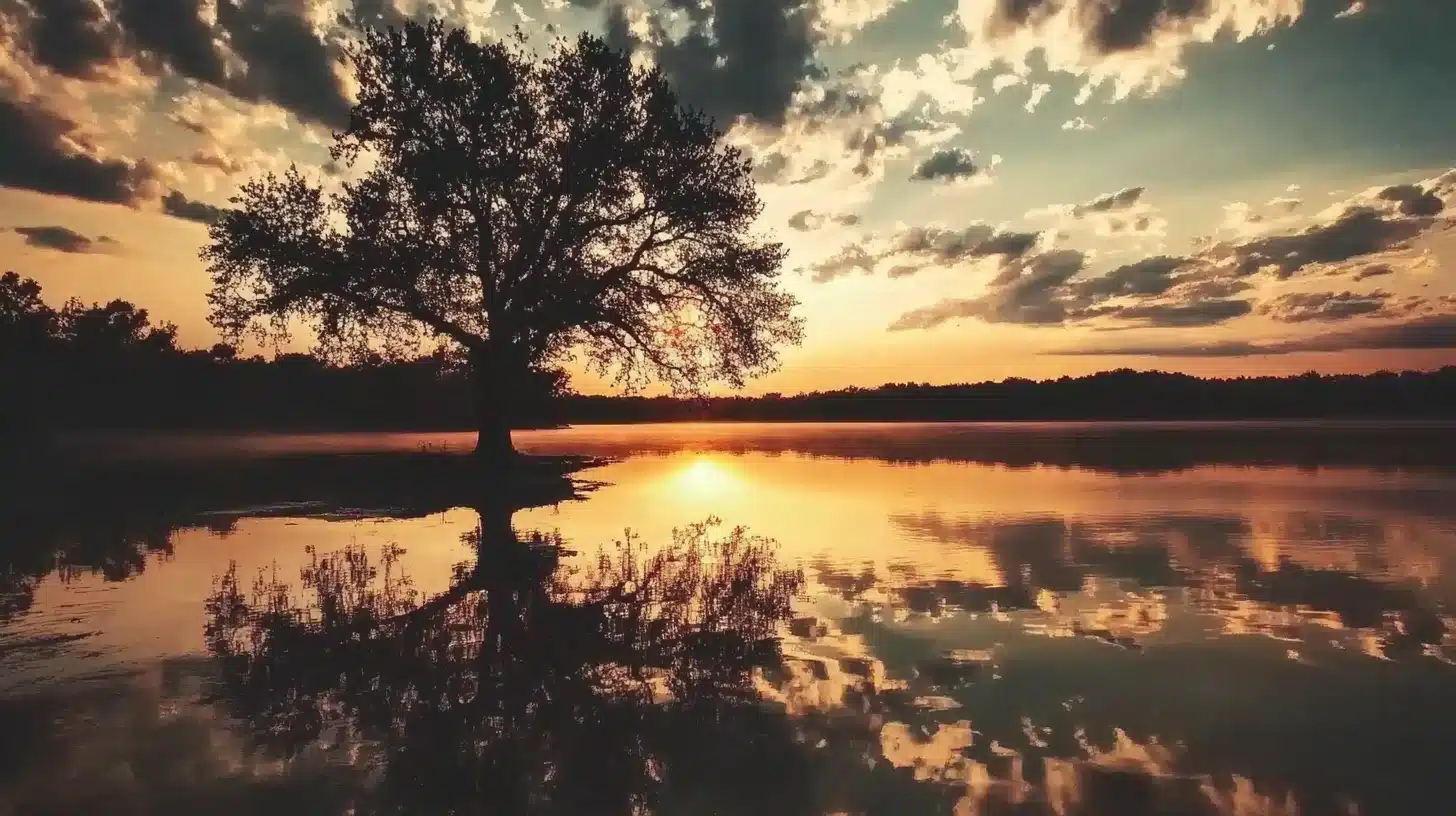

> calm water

[{"left": 4, "top": 422, "right": 1456, "bottom": 815}]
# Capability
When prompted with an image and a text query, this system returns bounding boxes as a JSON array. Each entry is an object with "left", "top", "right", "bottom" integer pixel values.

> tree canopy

[{"left": 203, "top": 20, "right": 802, "bottom": 461}]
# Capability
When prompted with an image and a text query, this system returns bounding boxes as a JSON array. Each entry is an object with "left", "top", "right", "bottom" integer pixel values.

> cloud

[
  {"left": 1223, "top": 205, "right": 1436, "bottom": 278},
  {"left": 1024, "top": 82, "right": 1050, "bottom": 112},
  {"left": 910, "top": 148, "right": 978, "bottom": 183},
  {"left": 815, "top": 0, "right": 907, "bottom": 43},
  {"left": 1377, "top": 183, "right": 1445, "bottom": 217},
  {"left": 950, "top": 0, "right": 1306, "bottom": 102},
  {"left": 889, "top": 249, "right": 1087, "bottom": 329},
  {"left": 886, "top": 165, "right": 1456, "bottom": 334},
  {"left": 624, "top": 0, "right": 823, "bottom": 128},
  {"left": 190, "top": 145, "right": 245, "bottom": 175},
  {"left": 1073, "top": 255, "right": 1188, "bottom": 299},
  {"left": 1072, "top": 186, "right": 1146, "bottom": 217},
  {"left": 1352, "top": 263, "right": 1394, "bottom": 282},
  {"left": 347, "top": 0, "right": 414, "bottom": 30},
  {"left": 1052, "top": 315, "right": 1456, "bottom": 357},
  {"left": 5, "top": 0, "right": 353, "bottom": 129},
  {"left": 808, "top": 242, "right": 878, "bottom": 282},
  {"left": 1265, "top": 196, "right": 1302, "bottom": 213},
  {"left": 1098, "top": 298, "right": 1254, "bottom": 328},
  {"left": 9, "top": 225, "right": 116, "bottom": 254},
  {"left": 114, "top": 0, "right": 230, "bottom": 86},
  {"left": 216, "top": 0, "right": 353, "bottom": 130},
  {"left": 787, "top": 209, "right": 859, "bottom": 231},
  {"left": 1334, "top": 1, "right": 1366, "bottom": 19},
  {"left": 161, "top": 190, "right": 225, "bottom": 224},
  {"left": 13, "top": 0, "right": 122, "bottom": 80},
  {"left": 810, "top": 222, "right": 1044, "bottom": 282},
  {"left": 1062, "top": 116, "right": 1094, "bottom": 131},
  {"left": 737, "top": 68, "right": 962, "bottom": 187},
  {"left": 1256, "top": 289, "right": 1391, "bottom": 323},
  {"left": 0, "top": 94, "right": 158, "bottom": 205}
]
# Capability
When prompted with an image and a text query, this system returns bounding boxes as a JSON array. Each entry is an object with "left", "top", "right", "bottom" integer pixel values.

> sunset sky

[{"left": 2, "top": 0, "right": 1454, "bottom": 394}]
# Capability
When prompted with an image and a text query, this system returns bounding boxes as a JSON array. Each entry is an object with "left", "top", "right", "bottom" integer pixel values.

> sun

[{"left": 672, "top": 456, "right": 738, "bottom": 497}]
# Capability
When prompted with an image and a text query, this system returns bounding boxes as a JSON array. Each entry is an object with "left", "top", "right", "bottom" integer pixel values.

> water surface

[{"left": 4, "top": 422, "right": 1456, "bottom": 815}]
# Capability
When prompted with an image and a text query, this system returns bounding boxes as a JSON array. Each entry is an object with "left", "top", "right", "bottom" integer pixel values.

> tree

[{"left": 203, "top": 20, "right": 803, "bottom": 466}]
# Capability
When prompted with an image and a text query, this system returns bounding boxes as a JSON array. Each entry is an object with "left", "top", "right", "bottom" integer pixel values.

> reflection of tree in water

[
  {"left": 204, "top": 509, "right": 819, "bottom": 814},
  {"left": 1, "top": 517, "right": 175, "bottom": 621},
  {"left": 0, "top": 452, "right": 584, "bottom": 624}
]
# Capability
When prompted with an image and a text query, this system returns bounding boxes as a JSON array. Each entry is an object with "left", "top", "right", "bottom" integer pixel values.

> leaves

[{"left": 204, "top": 20, "right": 802, "bottom": 392}]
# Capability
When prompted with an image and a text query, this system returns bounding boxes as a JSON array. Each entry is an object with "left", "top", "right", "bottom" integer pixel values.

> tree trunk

[{"left": 472, "top": 350, "right": 517, "bottom": 469}]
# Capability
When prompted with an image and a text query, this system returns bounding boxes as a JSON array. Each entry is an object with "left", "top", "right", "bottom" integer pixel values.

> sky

[{"left": 2, "top": 0, "right": 1455, "bottom": 395}]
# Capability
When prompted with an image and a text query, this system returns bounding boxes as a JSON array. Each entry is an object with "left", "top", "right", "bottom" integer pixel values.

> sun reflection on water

[{"left": 669, "top": 455, "right": 740, "bottom": 499}]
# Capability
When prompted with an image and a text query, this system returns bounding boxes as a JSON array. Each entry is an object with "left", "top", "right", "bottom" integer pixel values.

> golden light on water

[{"left": 671, "top": 456, "right": 739, "bottom": 498}]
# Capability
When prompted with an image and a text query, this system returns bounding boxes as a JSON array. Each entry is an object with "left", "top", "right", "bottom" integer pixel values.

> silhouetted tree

[{"left": 202, "top": 21, "right": 803, "bottom": 467}]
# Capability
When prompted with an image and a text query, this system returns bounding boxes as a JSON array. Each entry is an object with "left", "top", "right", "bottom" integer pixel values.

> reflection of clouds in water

[
  {"left": 759, "top": 625, "right": 1318, "bottom": 815},
  {"left": 872, "top": 508, "right": 1455, "bottom": 661},
  {"left": 776, "top": 498, "right": 1455, "bottom": 813}
]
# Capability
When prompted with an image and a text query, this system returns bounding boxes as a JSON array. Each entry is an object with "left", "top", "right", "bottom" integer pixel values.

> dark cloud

[
  {"left": 1088, "top": 0, "right": 1212, "bottom": 55},
  {"left": 1352, "top": 263, "right": 1395, "bottom": 281},
  {"left": 889, "top": 167, "right": 1453, "bottom": 334},
  {"left": 602, "top": 3, "right": 635, "bottom": 55},
  {"left": 114, "top": 0, "right": 230, "bottom": 85},
  {"left": 7, "top": 0, "right": 351, "bottom": 129},
  {"left": 1229, "top": 206, "right": 1433, "bottom": 278},
  {"left": 788, "top": 209, "right": 858, "bottom": 231},
  {"left": 9, "top": 225, "right": 114, "bottom": 253},
  {"left": 18, "top": 0, "right": 120, "bottom": 79},
  {"left": 1071, "top": 186, "right": 1145, "bottom": 217},
  {"left": 888, "top": 249, "right": 1085, "bottom": 330},
  {"left": 0, "top": 95, "right": 157, "bottom": 205},
  {"left": 813, "top": 223, "right": 1044, "bottom": 282},
  {"left": 162, "top": 190, "right": 225, "bottom": 224},
  {"left": 1104, "top": 213, "right": 1155, "bottom": 234},
  {"left": 787, "top": 210, "right": 817, "bottom": 231},
  {"left": 978, "top": 229, "right": 1040, "bottom": 258},
  {"left": 1052, "top": 315, "right": 1456, "bottom": 357},
  {"left": 1073, "top": 255, "right": 1187, "bottom": 299},
  {"left": 1166, "top": 276, "right": 1252, "bottom": 301},
  {"left": 169, "top": 111, "right": 212, "bottom": 137},
  {"left": 986, "top": 0, "right": 1057, "bottom": 36},
  {"left": 191, "top": 146, "right": 245, "bottom": 175},
  {"left": 809, "top": 243, "right": 877, "bottom": 283},
  {"left": 845, "top": 114, "right": 944, "bottom": 177},
  {"left": 887, "top": 243, "right": 1257, "bottom": 331},
  {"left": 910, "top": 148, "right": 978, "bottom": 183},
  {"left": 1098, "top": 298, "right": 1252, "bottom": 328},
  {"left": 217, "top": 0, "right": 353, "bottom": 130},
  {"left": 892, "top": 225, "right": 1041, "bottom": 265},
  {"left": 1377, "top": 183, "right": 1445, "bottom": 217},
  {"left": 1256, "top": 290, "right": 1391, "bottom": 323},
  {"left": 794, "top": 160, "right": 833, "bottom": 184},
  {"left": 625, "top": 0, "right": 822, "bottom": 127},
  {"left": 752, "top": 152, "right": 790, "bottom": 183}
]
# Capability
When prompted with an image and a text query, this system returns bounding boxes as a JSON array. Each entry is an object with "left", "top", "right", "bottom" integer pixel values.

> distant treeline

[
  {"left": 569, "top": 367, "right": 1456, "bottom": 423},
  {"left": 0, "top": 273, "right": 560, "bottom": 438},
  {"left": 5, "top": 273, "right": 1456, "bottom": 437}
]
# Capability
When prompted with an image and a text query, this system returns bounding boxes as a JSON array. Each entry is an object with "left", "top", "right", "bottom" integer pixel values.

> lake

[{"left": 3, "top": 421, "right": 1456, "bottom": 815}]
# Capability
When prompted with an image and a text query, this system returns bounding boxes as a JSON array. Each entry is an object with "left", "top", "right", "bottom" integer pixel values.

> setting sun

[{"left": 672, "top": 457, "right": 740, "bottom": 498}]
